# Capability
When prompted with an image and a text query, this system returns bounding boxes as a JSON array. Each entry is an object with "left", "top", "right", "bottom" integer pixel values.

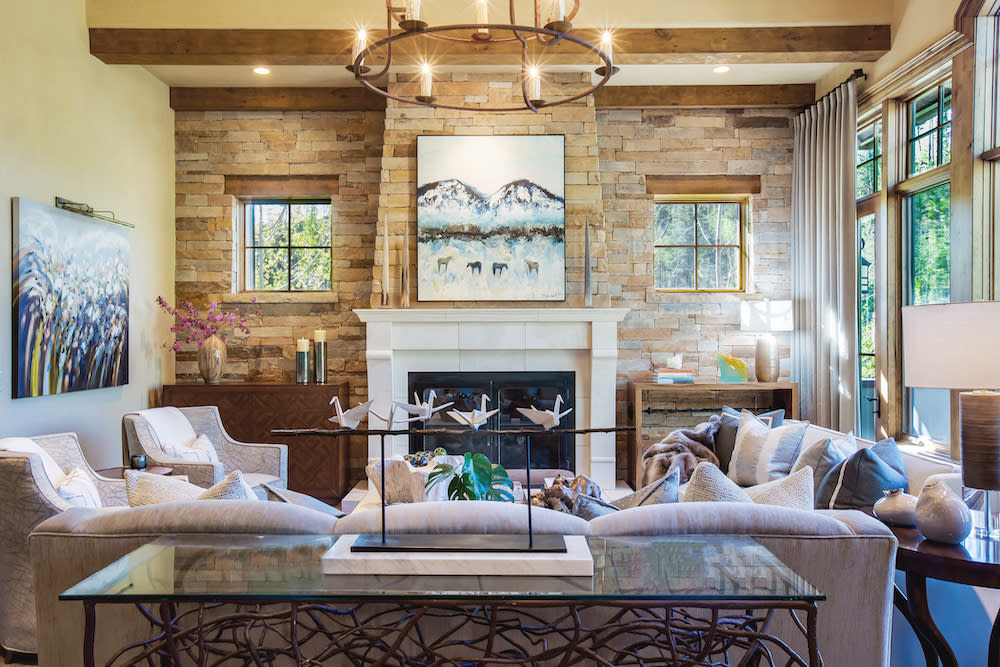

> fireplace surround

[{"left": 354, "top": 308, "right": 629, "bottom": 490}]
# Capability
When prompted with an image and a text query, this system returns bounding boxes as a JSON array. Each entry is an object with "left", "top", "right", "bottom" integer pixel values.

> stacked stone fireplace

[{"left": 354, "top": 308, "right": 629, "bottom": 491}]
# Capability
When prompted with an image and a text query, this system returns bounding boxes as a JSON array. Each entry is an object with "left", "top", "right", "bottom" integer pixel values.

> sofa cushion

[
  {"left": 792, "top": 433, "right": 854, "bottom": 503},
  {"left": 572, "top": 469, "right": 680, "bottom": 520},
  {"left": 54, "top": 467, "right": 102, "bottom": 508},
  {"left": 715, "top": 406, "right": 785, "bottom": 472},
  {"left": 334, "top": 500, "right": 591, "bottom": 535},
  {"left": 137, "top": 407, "right": 197, "bottom": 453},
  {"left": 816, "top": 438, "right": 908, "bottom": 509},
  {"left": 744, "top": 466, "right": 814, "bottom": 511},
  {"left": 0, "top": 437, "right": 65, "bottom": 488},
  {"left": 125, "top": 470, "right": 257, "bottom": 506},
  {"left": 682, "top": 462, "right": 752, "bottom": 503},
  {"left": 728, "top": 410, "right": 808, "bottom": 486}
]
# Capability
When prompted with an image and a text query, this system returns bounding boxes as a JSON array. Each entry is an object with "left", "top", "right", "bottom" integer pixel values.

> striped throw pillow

[{"left": 727, "top": 410, "right": 809, "bottom": 486}]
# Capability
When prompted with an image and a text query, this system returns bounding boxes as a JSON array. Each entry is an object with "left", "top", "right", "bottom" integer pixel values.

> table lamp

[
  {"left": 740, "top": 300, "right": 794, "bottom": 382},
  {"left": 902, "top": 301, "right": 1000, "bottom": 540}
]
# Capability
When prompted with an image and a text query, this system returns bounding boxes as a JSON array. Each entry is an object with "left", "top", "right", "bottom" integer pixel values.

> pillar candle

[
  {"left": 420, "top": 64, "right": 433, "bottom": 98},
  {"left": 314, "top": 329, "right": 326, "bottom": 343},
  {"left": 600, "top": 31, "right": 613, "bottom": 67},
  {"left": 351, "top": 29, "right": 367, "bottom": 65},
  {"left": 296, "top": 338, "right": 309, "bottom": 352}
]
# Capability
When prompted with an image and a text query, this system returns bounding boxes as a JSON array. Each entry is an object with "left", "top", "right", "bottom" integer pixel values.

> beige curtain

[{"left": 791, "top": 80, "right": 858, "bottom": 432}]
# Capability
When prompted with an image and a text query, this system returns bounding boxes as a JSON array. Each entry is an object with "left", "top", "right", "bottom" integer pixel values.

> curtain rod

[
  {"left": 55, "top": 197, "right": 135, "bottom": 229},
  {"left": 810, "top": 68, "right": 867, "bottom": 108}
]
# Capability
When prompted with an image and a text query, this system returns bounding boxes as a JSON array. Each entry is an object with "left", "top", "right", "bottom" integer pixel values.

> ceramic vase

[
  {"left": 197, "top": 334, "right": 226, "bottom": 384},
  {"left": 915, "top": 479, "right": 972, "bottom": 544},
  {"left": 873, "top": 488, "right": 918, "bottom": 527}
]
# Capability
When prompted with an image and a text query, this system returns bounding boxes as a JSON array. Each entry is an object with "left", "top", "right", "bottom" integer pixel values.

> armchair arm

[
  {"left": 145, "top": 459, "right": 222, "bottom": 488},
  {"left": 180, "top": 406, "right": 287, "bottom": 481},
  {"left": 92, "top": 476, "right": 128, "bottom": 506}
]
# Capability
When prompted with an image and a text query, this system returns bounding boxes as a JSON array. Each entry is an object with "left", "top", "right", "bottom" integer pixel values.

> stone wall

[
  {"left": 598, "top": 108, "right": 795, "bottom": 469},
  {"left": 172, "top": 101, "right": 796, "bottom": 487}
]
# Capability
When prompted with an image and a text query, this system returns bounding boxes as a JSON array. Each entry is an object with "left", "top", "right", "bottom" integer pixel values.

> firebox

[{"left": 407, "top": 371, "right": 575, "bottom": 471}]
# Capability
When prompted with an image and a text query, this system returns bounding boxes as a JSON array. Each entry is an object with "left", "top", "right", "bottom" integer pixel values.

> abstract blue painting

[
  {"left": 12, "top": 197, "right": 129, "bottom": 398},
  {"left": 416, "top": 135, "right": 565, "bottom": 301}
]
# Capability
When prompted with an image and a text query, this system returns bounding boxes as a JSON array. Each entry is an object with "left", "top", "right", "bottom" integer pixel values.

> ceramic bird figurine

[
  {"left": 329, "top": 397, "right": 373, "bottom": 429},
  {"left": 516, "top": 394, "right": 573, "bottom": 430},
  {"left": 447, "top": 394, "right": 499, "bottom": 431},
  {"left": 394, "top": 390, "right": 454, "bottom": 424}
]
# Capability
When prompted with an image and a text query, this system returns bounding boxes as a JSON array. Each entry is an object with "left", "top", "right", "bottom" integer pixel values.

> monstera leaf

[{"left": 426, "top": 452, "right": 515, "bottom": 502}]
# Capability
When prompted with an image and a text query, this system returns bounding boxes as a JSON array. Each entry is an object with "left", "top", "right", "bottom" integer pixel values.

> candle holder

[
  {"left": 295, "top": 339, "right": 310, "bottom": 384},
  {"left": 314, "top": 340, "right": 327, "bottom": 384}
]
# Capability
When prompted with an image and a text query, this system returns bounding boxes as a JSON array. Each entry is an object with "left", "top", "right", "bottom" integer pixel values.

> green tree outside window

[{"left": 244, "top": 201, "right": 332, "bottom": 292}]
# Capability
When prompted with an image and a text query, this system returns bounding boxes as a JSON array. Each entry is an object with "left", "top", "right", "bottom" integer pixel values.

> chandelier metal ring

[{"left": 352, "top": 23, "right": 617, "bottom": 113}]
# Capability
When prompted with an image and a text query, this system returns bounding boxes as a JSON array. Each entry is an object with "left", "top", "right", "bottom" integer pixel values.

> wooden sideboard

[
  {"left": 161, "top": 383, "right": 349, "bottom": 505},
  {"left": 627, "top": 381, "right": 799, "bottom": 490}
]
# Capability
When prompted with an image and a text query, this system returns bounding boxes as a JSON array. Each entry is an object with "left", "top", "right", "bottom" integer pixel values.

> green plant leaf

[{"left": 425, "top": 462, "right": 454, "bottom": 490}]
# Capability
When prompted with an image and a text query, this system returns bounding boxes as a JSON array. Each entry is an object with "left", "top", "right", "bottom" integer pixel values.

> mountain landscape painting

[{"left": 416, "top": 135, "right": 565, "bottom": 301}]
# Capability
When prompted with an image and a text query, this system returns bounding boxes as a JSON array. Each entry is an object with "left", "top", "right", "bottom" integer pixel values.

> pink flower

[{"left": 155, "top": 297, "right": 260, "bottom": 351}]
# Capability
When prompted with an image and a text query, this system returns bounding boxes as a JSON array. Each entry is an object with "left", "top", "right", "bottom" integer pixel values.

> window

[
  {"left": 654, "top": 201, "right": 744, "bottom": 291},
  {"left": 856, "top": 212, "right": 876, "bottom": 441},
  {"left": 242, "top": 200, "right": 332, "bottom": 291},
  {"left": 856, "top": 120, "right": 882, "bottom": 198},
  {"left": 904, "top": 182, "right": 952, "bottom": 444},
  {"left": 908, "top": 81, "right": 952, "bottom": 176}
]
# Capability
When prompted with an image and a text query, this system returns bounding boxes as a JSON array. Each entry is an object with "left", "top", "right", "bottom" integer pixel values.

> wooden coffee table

[
  {"left": 888, "top": 520, "right": 1000, "bottom": 667},
  {"left": 95, "top": 466, "right": 173, "bottom": 479}
]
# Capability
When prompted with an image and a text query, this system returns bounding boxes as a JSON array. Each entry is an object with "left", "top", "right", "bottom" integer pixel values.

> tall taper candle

[
  {"left": 401, "top": 222, "right": 410, "bottom": 308},
  {"left": 584, "top": 217, "right": 593, "bottom": 307}
]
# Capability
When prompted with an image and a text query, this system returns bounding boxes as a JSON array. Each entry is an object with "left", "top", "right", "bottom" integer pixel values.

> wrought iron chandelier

[{"left": 348, "top": 0, "right": 619, "bottom": 112}]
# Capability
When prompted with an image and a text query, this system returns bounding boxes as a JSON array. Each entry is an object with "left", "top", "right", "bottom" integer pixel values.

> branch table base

[{"left": 63, "top": 534, "right": 825, "bottom": 667}]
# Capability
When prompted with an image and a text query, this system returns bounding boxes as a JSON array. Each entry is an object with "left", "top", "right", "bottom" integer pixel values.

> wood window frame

[
  {"left": 652, "top": 195, "right": 750, "bottom": 294},
  {"left": 240, "top": 198, "right": 334, "bottom": 293}
]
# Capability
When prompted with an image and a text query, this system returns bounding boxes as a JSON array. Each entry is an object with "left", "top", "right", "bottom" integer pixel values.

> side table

[
  {"left": 96, "top": 466, "right": 173, "bottom": 479},
  {"left": 888, "top": 521, "right": 1000, "bottom": 666}
]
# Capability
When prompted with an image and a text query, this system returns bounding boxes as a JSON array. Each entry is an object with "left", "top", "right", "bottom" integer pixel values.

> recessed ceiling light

[
  {"left": 713, "top": 66, "right": 730, "bottom": 74},
  {"left": 253, "top": 67, "right": 271, "bottom": 75}
]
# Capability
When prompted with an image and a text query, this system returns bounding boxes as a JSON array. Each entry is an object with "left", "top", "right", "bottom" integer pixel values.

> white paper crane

[
  {"left": 447, "top": 394, "right": 499, "bottom": 431},
  {"left": 394, "top": 390, "right": 454, "bottom": 424},
  {"left": 516, "top": 394, "right": 573, "bottom": 431},
  {"left": 328, "top": 397, "right": 373, "bottom": 429},
  {"left": 368, "top": 403, "right": 399, "bottom": 430}
]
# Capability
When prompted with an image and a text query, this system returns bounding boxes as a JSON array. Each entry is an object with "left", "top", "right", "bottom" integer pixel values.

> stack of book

[{"left": 654, "top": 369, "right": 695, "bottom": 384}]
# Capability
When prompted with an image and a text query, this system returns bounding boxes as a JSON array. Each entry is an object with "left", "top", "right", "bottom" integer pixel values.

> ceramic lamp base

[{"left": 755, "top": 334, "right": 779, "bottom": 382}]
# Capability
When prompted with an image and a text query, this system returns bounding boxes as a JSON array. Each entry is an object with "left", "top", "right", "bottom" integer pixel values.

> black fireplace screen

[{"left": 407, "top": 371, "right": 575, "bottom": 471}]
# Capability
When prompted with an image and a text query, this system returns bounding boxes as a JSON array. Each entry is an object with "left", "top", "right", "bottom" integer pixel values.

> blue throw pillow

[
  {"left": 716, "top": 406, "right": 785, "bottom": 473},
  {"left": 815, "top": 438, "right": 908, "bottom": 509}
]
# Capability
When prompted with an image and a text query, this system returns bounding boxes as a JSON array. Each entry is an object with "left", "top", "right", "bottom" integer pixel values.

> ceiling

[{"left": 84, "top": 0, "right": 906, "bottom": 102}]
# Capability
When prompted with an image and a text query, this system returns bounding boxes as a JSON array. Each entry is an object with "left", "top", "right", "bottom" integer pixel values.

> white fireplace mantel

[{"left": 354, "top": 308, "right": 629, "bottom": 490}]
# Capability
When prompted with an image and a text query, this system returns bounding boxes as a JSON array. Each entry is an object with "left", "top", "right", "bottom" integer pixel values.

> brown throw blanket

[{"left": 641, "top": 415, "right": 721, "bottom": 486}]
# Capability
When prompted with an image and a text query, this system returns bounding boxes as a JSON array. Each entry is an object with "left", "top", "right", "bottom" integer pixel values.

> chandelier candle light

[{"left": 349, "top": 0, "right": 619, "bottom": 112}]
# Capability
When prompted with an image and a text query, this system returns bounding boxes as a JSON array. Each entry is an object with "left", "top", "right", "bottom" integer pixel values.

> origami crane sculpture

[
  {"left": 328, "top": 397, "right": 373, "bottom": 429},
  {"left": 447, "top": 394, "right": 499, "bottom": 431},
  {"left": 394, "top": 390, "right": 454, "bottom": 424},
  {"left": 516, "top": 394, "right": 573, "bottom": 431}
]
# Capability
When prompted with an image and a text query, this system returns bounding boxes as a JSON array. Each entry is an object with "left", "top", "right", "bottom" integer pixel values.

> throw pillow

[
  {"left": 165, "top": 434, "right": 220, "bottom": 463},
  {"left": 682, "top": 462, "right": 752, "bottom": 503},
  {"left": 613, "top": 468, "right": 680, "bottom": 509},
  {"left": 745, "top": 466, "right": 814, "bottom": 511},
  {"left": 727, "top": 410, "right": 809, "bottom": 486},
  {"left": 0, "top": 436, "right": 66, "bottom": 489},
  {"left": 137, "top": 407, "right": 197, "bottom": 455},
  {"left": 791, "top": 434, "right": 855, "bottom": 501},
  {"left": 571, "top": 494, "right": 619, "bottom": 520},
  {"left": 125, "top": 470, "right": 257, "bottom": 506},
  {"left": 815, "top": 438, "right": 909, "bottom": 509},
  {"left": 54, "top": 467, "right": 102, "bottom": 508},
  {"left": 715, "top": 406, "right": 785, "bottom": 473}
]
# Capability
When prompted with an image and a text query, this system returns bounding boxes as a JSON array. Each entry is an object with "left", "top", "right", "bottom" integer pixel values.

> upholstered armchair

[
  {"left": 0, "top": 432, "right": 127, "bottom": 654},
  {"left": 122, "top": 406, "right": 287, "bottom": 490}
]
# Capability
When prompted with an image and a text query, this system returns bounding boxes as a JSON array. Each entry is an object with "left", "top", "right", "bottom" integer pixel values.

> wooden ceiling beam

[
  {"left": 595, "top": 84, "right": 816, "bottom": 109},
  {"left": 90, "top": 25, "right": 891, "bottom": 66},
  {"left": 170, "top": 87, "right": 387, "bottom": 111}
]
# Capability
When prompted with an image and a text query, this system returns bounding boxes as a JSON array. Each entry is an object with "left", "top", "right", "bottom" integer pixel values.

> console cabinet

[
  {"left": 161, "top": 383, "right": 349, "bottom": 505},
  {"left": 627, "top": 381, "right": 799, "bottom": 490}
]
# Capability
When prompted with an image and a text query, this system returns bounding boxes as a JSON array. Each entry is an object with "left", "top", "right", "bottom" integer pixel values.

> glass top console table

[{"left": 62, "top": 534, "right": 825, "bottom": 666}]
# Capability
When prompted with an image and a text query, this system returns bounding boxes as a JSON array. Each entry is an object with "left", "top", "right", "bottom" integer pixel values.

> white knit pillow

[
  {"left": 125, "top": 470, "right": 256, "bottom": 506},
  {"left": 55, "top": 467, "right": 102, "bottom": 508},
  {"left": 728, "top": 410, "right": 809, "bottom": 486},
  {"left": 174, "top": 434, "right": 220, "bottom": 463},
  {"left": 745, "top": 466, "right": 814, "bottom": 511},
  {"left": 681, "top": 462, "right": 752, "bottom": 503}
]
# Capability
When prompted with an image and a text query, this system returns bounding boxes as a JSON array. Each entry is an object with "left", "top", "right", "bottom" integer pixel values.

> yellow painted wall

[
  {"left": 85, "top": 0, "right": 893, "bottom": 29},
  {"left": 0, "top": 0, "right": 175, "bottom": 468},
  {"left": 816, "top": 0, "right": 962, "bottom": 96}
]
